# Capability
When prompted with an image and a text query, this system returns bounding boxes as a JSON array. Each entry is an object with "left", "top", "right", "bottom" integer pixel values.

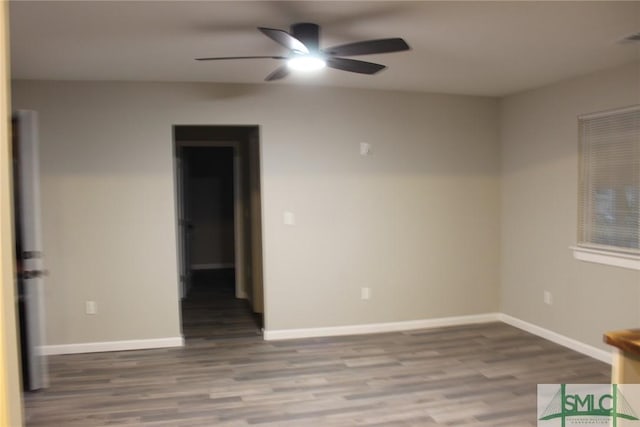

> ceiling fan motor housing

[{"left": 291, "top": 23, "right": 320, "bottom": 52}]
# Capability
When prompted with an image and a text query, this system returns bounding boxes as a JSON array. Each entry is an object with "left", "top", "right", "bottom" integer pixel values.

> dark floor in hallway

[{"left": 180, "top": 269, "right": 262, "bottom": 341}]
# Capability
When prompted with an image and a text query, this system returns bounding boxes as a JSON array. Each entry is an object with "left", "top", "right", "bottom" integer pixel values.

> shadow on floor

[{"left": 180, "top": 268, "right": 262, "bottom": 341}]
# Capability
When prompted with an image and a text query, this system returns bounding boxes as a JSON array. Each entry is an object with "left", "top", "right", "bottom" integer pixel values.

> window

[{"left": 576, "top": 105, "right": 640, "bottom": 267}]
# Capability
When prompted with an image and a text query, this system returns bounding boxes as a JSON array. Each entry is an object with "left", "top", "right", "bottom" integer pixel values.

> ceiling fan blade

[
  {"left": 258, "top": 27, "right": 309, "bottom": 54},
  {"left": 326, "top": 58, "right": 386, "bottom": 75},
  {"left": 196, "top": 55, "right": 287, "bottom": 61},
  {"left": 265, "top": 65, "right": 291, "bottom": 81},
  {"left": 324, "top": 38, "right": 410, "bottom": 57}
]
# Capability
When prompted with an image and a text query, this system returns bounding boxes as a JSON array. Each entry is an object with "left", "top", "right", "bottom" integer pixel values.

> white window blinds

[{"left": 578, "top": 105, "right": 640, "bottom": 254}]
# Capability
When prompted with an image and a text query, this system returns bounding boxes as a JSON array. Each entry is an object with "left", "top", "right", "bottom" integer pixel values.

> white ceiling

[{"left": 8, "top": 1, "right": 640, "bottom": 96}]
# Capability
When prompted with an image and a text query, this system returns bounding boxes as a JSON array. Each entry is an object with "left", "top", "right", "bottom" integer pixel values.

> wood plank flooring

[
  {"left": 180, "top": 269, "right": 262, "bottom": 340},
  {"left": 24, "top": 274, "right": 610, "bottom": 426}
]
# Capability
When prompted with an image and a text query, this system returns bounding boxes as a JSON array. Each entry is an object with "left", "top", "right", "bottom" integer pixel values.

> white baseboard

[
  {"left": 41, "top": 336, "right": 184, "bottom": 356},
  {"left": 191, "top": 263, "right": 234, "bottom": 270},
  {"left": 499, "top": 314, "right": 612, "bottom": 364},
  {"left": 263, "top": 313, "right": 501, "bottom": 341},
  {"left": 265, "top": 313, "right": 612, "bottom": 365},
  {"left": 39, "top": 315, "right": 613, "bottom": 366}
]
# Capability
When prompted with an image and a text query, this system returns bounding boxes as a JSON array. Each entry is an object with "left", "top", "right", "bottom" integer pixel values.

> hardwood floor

[
  {"left": 24, "top": 275, "right": 609, "bottom": 426},
  {"left": 181, "top": 269, "right": 262, "bottom": 340}
]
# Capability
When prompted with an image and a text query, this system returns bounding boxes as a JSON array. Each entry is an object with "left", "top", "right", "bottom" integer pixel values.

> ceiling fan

[{"left": 196, "top": 22, "right": 410, "bottom": 81}]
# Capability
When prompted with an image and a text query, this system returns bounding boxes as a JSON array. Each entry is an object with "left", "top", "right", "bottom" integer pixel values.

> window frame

[{"left": 572, "top": 105, "right": 640, "bottom": 270}]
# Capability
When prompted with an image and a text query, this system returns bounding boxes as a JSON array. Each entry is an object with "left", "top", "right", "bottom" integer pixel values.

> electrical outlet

[
  {"left": 361, "top": 287, "right": 371, "bottom": 300},
  {"left": 85, "top": 300, "right": 97, "bottom": 315},
  {"left": 543, "top": 291, "right": 553, "bottom": 306}
]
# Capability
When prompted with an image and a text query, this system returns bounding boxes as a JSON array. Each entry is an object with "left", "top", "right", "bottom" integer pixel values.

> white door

[{"left": 13, "top": 110, "right": 48, "bottom": 390}]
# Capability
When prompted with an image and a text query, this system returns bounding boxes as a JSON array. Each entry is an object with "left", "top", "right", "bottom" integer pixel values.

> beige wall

[
  {"left": 500, "top": 62, "right": 640, "bottom": 351},
  {"left": 14, "top": 65, "right": 635, "bottom": 355},
  {"left": 0, "top": 0, "right": 24, "bottom": 424},
  {"left": 11, "top": 81, "right": 500, "bottom": 342}
]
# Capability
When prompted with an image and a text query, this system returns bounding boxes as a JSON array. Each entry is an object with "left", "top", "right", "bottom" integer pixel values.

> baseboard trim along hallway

[
  {"left": 498, "top": 313, "right": 611, "bottom": 364},
  {"left": 265, "top": 312, "right": 612, "bottom": 364},
  {"left": 39, "top": 313, "right": 612, "bottom": 364},
  {"left": 264, "top": 313, "right": 500, "bottom": 340},
  {"left": 40, "top": 336, "right": 184, "bottom": 355}
]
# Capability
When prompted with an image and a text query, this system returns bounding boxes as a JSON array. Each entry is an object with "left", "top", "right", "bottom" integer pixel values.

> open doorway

[{"left": 173, "top": 126, "right": 264, "bottom": 340}]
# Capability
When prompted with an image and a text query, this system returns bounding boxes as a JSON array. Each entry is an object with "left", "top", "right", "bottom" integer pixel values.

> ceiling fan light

[{"left": 287, "top": 55, "right": 326, "bottom": 72}]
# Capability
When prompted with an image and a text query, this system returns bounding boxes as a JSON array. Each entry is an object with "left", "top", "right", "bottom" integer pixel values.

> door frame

[{"left": 0, "top": 1, "right": 24, "bottom": 420}]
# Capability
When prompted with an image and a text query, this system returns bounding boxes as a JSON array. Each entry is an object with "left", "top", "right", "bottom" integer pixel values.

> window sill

[{"left": 571, "top": 246, "right": 640, "bottom": 271}]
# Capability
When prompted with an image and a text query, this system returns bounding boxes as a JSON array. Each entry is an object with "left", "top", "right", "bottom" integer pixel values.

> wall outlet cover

[
  {"left": 85, "top": 300, "right": 97, "bottom": 315},
  {"left": 284, "top": 211, "right": 295, "bottom": 225}
]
